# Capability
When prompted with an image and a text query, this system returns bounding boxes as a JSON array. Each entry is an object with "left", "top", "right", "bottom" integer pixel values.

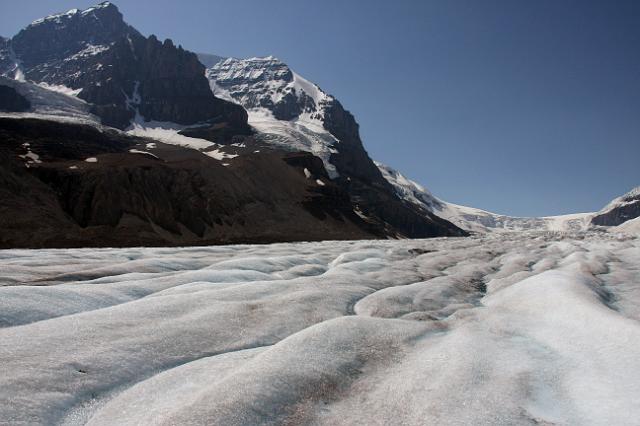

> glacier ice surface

[{"left": 1, "top": 232, "right": 639, "bottom": 425}]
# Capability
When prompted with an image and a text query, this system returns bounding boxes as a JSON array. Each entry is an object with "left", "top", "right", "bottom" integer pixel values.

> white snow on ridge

[
  {"left": 36, "top": 82, "right": 83, "bottom": 97},
  {"left": 206, "top": 56, "right": 340, "bottom": 176},
  {"left": 122, "top": 84, "right": 236, "bottom": 161},
  {"left": 30, "top": 8, "right": 80, "bottom": 26},
  {"left": 208, "top": 78, "right": 236, "bottom": 103},
  {"left": 1, "top": 233, "right": 640, "bottom": 424},
  {"left": 248, "top": 109, "right": 339, "bottom": 177},
  {"left": 598, "top": 186, "right": 640, "bottom": 215},
  {"left": 0, "top": 77, "right": 99, "bottom": 125},
  {"left": 81, "top": 2, "right": 113, "bottom": 16},
  {"left": 19, "top": 150, "right": 42, "bottom": 165},
  {"left": 64, "top": 43, "right": 111, "bottom": 62},
  {"left": 292, "top": 71, "right": 327, "bottom": 107},
  {"left": 125, "top": 117, "right": 236, "bottom": 160},
  {"left": 376, "top": 161, "right": 594, "bottom": 233},
  {"left": 126, "top": 119, "right": 209, "bottom": 150},
  {"left": 29, "top": 2, "right": 113, "bottom": 26},
  {"left": 128, "top": 149, "right": 158, "bottom": 159}
]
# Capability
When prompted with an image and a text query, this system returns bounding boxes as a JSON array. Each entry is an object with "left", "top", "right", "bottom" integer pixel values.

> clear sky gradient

[{"left": 2, "top": 0, "right": 639, "bottom": 216}]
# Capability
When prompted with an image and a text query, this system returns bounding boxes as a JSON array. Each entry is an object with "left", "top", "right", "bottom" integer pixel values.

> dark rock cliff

[
  {"left": 0, "top": 85, "right": 31, "bottom": 112},
  {"left": 6, "top": 2, "right": 247, "bottom": 130},
  {"left": 206, "top": 56, "right": 467, "bottom": 238},
  {"left": 0, "top": 3, "right": 467, "bottom": 246},
  {"left": 0, "top": 118, "right": 381, "bottom": 248},
  {"left": 592, "top": 189, "right": 640, "bottom": 226}
]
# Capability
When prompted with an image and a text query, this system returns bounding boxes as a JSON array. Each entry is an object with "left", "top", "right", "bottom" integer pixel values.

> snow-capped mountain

[
  {"left": 1, "top": 2, "right": 246, "bottom": 130},
  {"left": 205, "top": 56, "right": 384, "bottom": 182},
  {"left": 0, "top": 2, "right": 466, "bottom": 247},
  {"left": 1, "top": 1, "right": 634, "bottom": 248},
  {"left": 207, "top": 56, "right": 339, "bottom": 176},
  {"left": 375, "top": 162, "right": 640, "bottom": 234},
  {"left": 208, "top": 56, "right": 329, "bottom": 121},
  {"left": 204, "top": 55, "right": 465, "bottom": 238},
  {"left": 205, "top": 56, "right": 629, "bottom": 237},
  {"left": 592, "top": 186, "right": 640, "bottom": 227},
  {"left": 7, "top": 2, "right": 136, "bottom": 84}
]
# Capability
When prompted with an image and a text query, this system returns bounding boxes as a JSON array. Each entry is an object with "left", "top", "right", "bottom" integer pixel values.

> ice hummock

[{"left": 1, "top": 232, "right": 639, "bottom": 424}]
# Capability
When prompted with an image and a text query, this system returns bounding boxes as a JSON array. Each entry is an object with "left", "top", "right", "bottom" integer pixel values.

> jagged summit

[
  {"left": 29, "top": 2, "right": 117, "bottom": 26},
  {"left": 209, "top": 56, "right": 333, "bottom": 123},
  {"left": 11, "top": 1, "right": 137, "bottom": 75},
  {"left": 205, "top": 56, "right": 465, "bottom": 237},
  {"left": 3, "top": 2, "right": 246, "bottom": 130},
  {"left": 0, "top": 2, "right": 467, "bottom": 244}
]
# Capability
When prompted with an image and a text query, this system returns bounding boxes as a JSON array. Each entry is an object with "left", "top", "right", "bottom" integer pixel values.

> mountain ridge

[
  {"left": 377, "top": 161, "right": 639, "bottom": 233},
  {"left": 0, "top": 2, "right": 635, "bottom": 248},
  {"left": 0, "top": 2, "right": 466, "bottom": 248},
  {"left": 205, "top": 55, "right": 464, "bottom": 238},
  {"left": 2, "top": 2, "right": 247, "bottom": 131}
]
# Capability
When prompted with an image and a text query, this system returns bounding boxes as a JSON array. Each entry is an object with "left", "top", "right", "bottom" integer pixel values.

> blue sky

[{"left": 2, "top": 0, "right": 639, "bottom": 216}]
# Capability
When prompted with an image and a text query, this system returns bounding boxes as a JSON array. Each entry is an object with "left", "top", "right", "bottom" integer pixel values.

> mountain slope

[
  {"left": 0, "top": 2, "right": 465, "bottom": 247},
  {"left": 0, "top": 76, "right": 99, "bottom": 124},
  {"left": 2, "top": 2, "right": 247, "bottom": 131},
  {"left": 206, "top": 56, "right": 466, "bottom": 238},
  {"left": 0, "top": 116, "right": 379, "bottom": 248},
  {"left": 591, "top": 187, "right": 640, "bottom": 227},
  {"left": 375, "top": 162, "right": 638, "bottom": 233}
]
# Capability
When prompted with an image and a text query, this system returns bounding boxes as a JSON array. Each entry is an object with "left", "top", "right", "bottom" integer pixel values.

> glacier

[
  {"left": 1, "top": 231, "right": 639, "bottom": 425},
  {"left": 376, "top": 161, "right": 639, "bottom": 234}
]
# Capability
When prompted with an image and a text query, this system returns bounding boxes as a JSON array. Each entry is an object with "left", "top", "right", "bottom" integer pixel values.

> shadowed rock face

[
  {"left": 6, "top": 2, "right": 247, "bottom": 130},
  {"left": 77, "top": 33, "right": 248, "bottom": 129},
  {"left": 592, "top": 189, "right": 640, "bottom": 226},
  {"left": 0, "top": 4, "right": 466, "bottom": 245},
  {"left": 0, "top": 85, "right": 30, "bottom": 112},
  {"left": 0, "top": 118, "right": 381, "bottom": 248},
  {"left": 0, "top": 37, "right": 15, "bottom": 77},
  {"left": 323, "top": 99, "right": 389, "bottom": 185},
  {"left": 206, "top": 57, "right": 467, "bottom": 238},
  {"left": 11, "top": 3, "right": 136, "bottom": 73},
  {"left": 323, "top": 101, "right": 464, "bottom": 238}
]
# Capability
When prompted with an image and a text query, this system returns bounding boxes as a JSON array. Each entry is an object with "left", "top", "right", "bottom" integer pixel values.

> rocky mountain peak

[
  {"left": 592, "top": 186, "right": 640, "bottom": 227},
  {"left": 205, "top": 56, "right": 462, "bottom": 238},
  {"left": 0, "top": 4, "right": 466, "bottom": 241},
  {"left": 208, "top": 56, "right": 331, "bottom": 122},
  {"left": 11, "top": 1, "right": 138, "bottom": 77},
  {"left": 28, "top": 2, "right": 120, "bottom": 28},
  {"left": 2, "top": 2, "right": 248, "bottom": 131},
  {"left": 215, "top": 56, "right": 293, "bottom": 85}
]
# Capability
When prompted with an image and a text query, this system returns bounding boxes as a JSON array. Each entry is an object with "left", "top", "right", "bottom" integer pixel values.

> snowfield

[
  {"left": 376, "top": 161, "right": 598, "bottom": 234},
  {"left": 1, "top": 232, "right": 640, "bottom": 425},
  {"left": 0, "top": 77, "right": 100, "bottom": 125}
]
